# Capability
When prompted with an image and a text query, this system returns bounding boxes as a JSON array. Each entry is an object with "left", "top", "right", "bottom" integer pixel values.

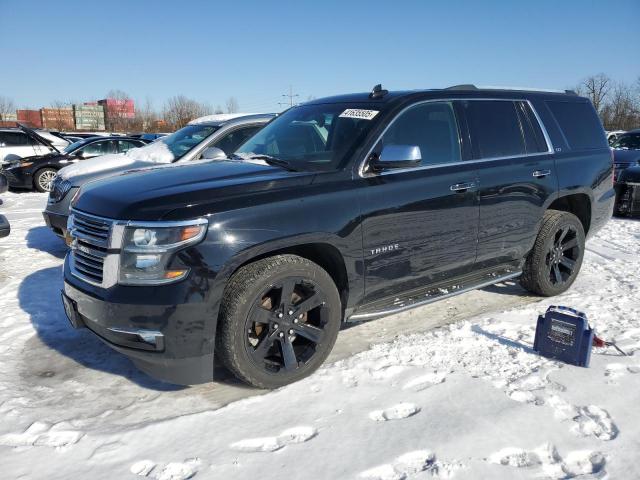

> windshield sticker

[{"left": 339, "top": 109, "right": 379, "bottom": 120}]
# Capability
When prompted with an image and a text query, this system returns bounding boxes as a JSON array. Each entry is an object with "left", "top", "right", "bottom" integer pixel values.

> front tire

[
  {"left": 216, "top": 255, "right": 341, "bottom": 389},
  {"left": 520, "top": 210, "right": 585, "bottom": 296},
  {"left": 34, "top": 168, "right": 57, "bottom": 193}
]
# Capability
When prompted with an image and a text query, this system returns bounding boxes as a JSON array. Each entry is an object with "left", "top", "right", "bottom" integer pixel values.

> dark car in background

[
  {"left": 611, "top": 130, "right": 640, "bottom": 215},
  {"left": 44, "top": 113, "right": 273, "bottom": 239},
  {"left": 2, "top": 135, "right": 148, "bottom": 192},
  {"left": 0, "top": 173, "right": 9, "bottom": 238}
]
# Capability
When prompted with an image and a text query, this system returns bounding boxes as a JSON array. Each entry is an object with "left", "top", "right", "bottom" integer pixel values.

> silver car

[{"left": 43, "top": 113, "right": 274, "bottom": 239}]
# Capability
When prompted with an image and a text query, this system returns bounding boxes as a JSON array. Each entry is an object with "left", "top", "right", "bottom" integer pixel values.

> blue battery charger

[{"left": 533, "top": 306, "right": 594, "bottom": 367}]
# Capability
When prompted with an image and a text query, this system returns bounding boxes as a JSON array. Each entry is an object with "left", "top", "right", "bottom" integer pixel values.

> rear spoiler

[{"left": 17, "top": 123, "right": 61, "bottom": 153}]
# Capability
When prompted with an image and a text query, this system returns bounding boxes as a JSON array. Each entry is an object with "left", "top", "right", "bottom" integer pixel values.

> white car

[{"left": 0, "top": 126, "right": 70, "bottom": 163}]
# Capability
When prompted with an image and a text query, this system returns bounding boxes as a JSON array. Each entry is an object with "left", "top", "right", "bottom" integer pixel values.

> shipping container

[
  {"left": 16, "top": 109, "right": 43, "bottom": 128},
  {"left": 41, "top": 107, "right": 75, "bottom": 130},
  {"left": 0, "top": 121, "right": 18, "bottom": 128},
  {"left": 98, "top": 98, "right": 135, "bottom": 119},
  {"left": 73, "top": 104, "right": 106, "bottom": 130},
  {"left": 0, "top": 113, "right": 17, "bottom": 121}
]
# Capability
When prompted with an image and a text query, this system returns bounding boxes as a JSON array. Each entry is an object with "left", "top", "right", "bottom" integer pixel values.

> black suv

[{"left": 61, "top": 85, "right": 614, "bottom": 388}]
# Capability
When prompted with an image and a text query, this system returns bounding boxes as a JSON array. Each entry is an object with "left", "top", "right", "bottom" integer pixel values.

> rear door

[
  {"left": 359, "top": 101, "right": 479, "bottom": 303},
  {"left": 0, "top": 131, "right": 39, "bottom": 162},
  {"left": 462, "top": 99, "right": 555, "bottom": 270}
]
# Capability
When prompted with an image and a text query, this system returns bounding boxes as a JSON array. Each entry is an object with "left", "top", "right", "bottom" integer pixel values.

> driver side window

[
  {"left": 78, "top": 140, "right": 116, "bottom": 157},
  {"left": 378, "top": 102, "right": 461, "bottom": 166}
]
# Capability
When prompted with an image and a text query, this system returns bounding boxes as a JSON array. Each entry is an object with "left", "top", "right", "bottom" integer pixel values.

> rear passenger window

[
  {"left": 516, "top": 101, "right": 548, "bottom": 154},
  {"left": 546, "top": 101, "right": 607, "bottom": 150},
  {"left": 463, "top": 100, "right": 525, "bottom": 158},
  {"left": 379, "top": 101, "right": 461, "bottom": 166}
]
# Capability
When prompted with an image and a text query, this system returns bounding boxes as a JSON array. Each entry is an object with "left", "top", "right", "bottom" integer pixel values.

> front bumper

[
  {"left": 63, "top": 261, "right": 216, "bottom": 385},
  {"left": 3, "top": 167, "right": 32, "bottom": 189}
]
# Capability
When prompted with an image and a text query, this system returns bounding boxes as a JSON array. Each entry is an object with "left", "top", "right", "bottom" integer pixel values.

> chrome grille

[
  {"left": 49, "top": 177, "right": 72, "bottom": 203},
  {"left": 69, "top": 211, "right": 113, "bottom": 286}
]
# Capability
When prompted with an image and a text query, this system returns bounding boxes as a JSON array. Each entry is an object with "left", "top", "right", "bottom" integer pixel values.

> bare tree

[
  {"left": 104, "top": 89, "right": 134, "bottom": 132},
  {"left": 576, "top": 74, "right": 611, "bottom": 114},
  {"left": 225, "top": 97, "right": 239, "bottom": 113},
  {"left": 162, "top": 95, "right": 212, "bottom": 130},
  {"left": 134, "top": 97, "right": 157, "bottom": 132},
  {"left": 0, "top": 96, "right": 15, "bottom": 121},
  {"left": 602, "top": 81, "right": 639, "bottom": 131}
]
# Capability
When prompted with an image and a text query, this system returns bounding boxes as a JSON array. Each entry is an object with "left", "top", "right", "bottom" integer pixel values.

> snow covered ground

[{"left": 1, "top": 191, "right": 639, "bottom": 479}]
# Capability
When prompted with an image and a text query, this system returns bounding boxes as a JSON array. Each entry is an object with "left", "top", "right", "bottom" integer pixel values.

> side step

[{"left": 348, "top": 268, "right": 522, "bottom": 321}]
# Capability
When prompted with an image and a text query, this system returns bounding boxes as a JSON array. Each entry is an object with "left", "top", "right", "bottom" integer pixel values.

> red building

[{"left": 97, "top": 98, "right": 135, "bottom": 119}]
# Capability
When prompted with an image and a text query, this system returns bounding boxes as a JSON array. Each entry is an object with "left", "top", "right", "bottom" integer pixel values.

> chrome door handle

[
  {"left": 532, "top": 169, "right": 552, "bottom": 178},
  {"left": 450, "top": 182, "right": 476, "bottom": 192}
]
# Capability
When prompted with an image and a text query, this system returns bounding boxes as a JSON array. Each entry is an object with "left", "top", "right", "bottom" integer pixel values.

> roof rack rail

[
  {"left": 445, "top": 84, "right": 478, "bottom": 91},
  {"left": 445, "top": 84, "right": 578, "bottom": 95}
]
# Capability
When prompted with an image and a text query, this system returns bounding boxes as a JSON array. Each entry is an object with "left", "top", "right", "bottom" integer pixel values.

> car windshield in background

[
  {"left": 612, "top": 134, "right": 640, "bottom": 150},
  {"left": 160, "top": 124, "right": 219, "bottom": 160},
  {"left": 63, "top": 138, "right": 93, "bottom": 153},
  {"left": 235, "top": 103, "right": 382, "bottom": 171}
]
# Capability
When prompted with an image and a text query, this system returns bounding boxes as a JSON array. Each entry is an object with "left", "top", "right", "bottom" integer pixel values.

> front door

[{"left": 358, "top": 101, "right": 480, "bottom": 304}]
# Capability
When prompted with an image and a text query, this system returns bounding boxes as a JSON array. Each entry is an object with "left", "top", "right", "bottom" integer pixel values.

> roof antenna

[{"left": 369, "top": 84, "right": 388, "bottom": 99}]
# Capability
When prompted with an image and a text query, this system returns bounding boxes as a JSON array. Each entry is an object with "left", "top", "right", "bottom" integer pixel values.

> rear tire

[
  {"left": 34, "top": 168, "right": 57, "bottom": 193},
  {"left": 520, "top": 210, "right": 585, "bottom": 296},
  {"left": 216, "top": 254, "right": 341, "bottom": 389}
]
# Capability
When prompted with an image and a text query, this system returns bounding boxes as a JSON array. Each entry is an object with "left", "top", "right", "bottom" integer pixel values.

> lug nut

[
  {"left": 279, "top": 332, "right": 284, "bottom": 338},
  {"left": 298, "top": 313, "right": 303, "bottom": 319},
  {"left": 288, "top": 310, "right": 294, "bottom": 315},
  {"left": 273, "top": 323, "right": 279, "bottom": 330},
  {"left": 293, "top": 319, "right": 298, "bottom": 324},
  {"left": 288, "top": 329, "right": 294, "bottom": 334},
  {"left": 278, "top": 313, "right": 283, "bottom": 318}
]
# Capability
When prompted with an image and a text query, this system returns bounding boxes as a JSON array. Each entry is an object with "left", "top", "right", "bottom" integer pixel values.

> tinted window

[
  {"left": 0, "top": 131, "right": 31, "bottom": 146},
  {"left": 611, "top": 133, "right": 640, "bottom": 150},
  {"left": 517, "top": 101, "right": 548, "bottom": 154},
  {"left": 546, "top": 101, "right": 607, "bottom": 150},
  {"left": 464, "top": 100, "right": 525, "bottom": 158},
  {"left": 118, "top": 140, "right": 142, "bottom": 152},
  {"left": 378, "top": 102, "right": 461, "bottom": 166},
  {"left": 79, "top": 140, "right": 116, "bottom": 156},
  {"left": 213, "top": 125, "right": 262, "bottom": 156}
]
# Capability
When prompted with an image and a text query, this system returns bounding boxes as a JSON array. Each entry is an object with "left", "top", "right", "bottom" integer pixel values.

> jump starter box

[{"left": 533, "top": 306, "right": 594, "bottom": 367}]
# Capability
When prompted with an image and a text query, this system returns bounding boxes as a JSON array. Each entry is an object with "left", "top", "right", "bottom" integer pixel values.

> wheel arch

[{"left": 547, "top": 193, "right": 592, "bottom": 235}]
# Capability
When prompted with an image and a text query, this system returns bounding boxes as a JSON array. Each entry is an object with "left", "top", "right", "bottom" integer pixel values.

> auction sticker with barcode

[{"left": 339, "top": 109, "right": 379, "bottom": 120}]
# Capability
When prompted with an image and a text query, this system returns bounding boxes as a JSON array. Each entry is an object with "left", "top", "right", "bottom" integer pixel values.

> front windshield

[
  {"left": 159, "top": 124, "right": 219, "bottom": 160},
  {"left": 235, "top": 103, "right": 382, "bottom": 171},
  {"left": 612, "top": 134, "right": 640, "bottom": 150}
]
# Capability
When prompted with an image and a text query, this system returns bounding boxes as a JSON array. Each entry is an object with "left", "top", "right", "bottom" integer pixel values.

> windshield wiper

[{"left": 231, "top": 153, "right": 298, "bottom": 172}]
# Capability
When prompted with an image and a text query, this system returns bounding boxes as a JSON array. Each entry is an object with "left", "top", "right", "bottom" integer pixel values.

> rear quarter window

[{"left": 546, "top": 101, "right": 607, "bottom": 150}]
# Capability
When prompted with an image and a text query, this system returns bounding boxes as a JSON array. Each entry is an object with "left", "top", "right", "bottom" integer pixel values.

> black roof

[{"left": 306, "top": 85, "right": 582, "bottom": 106}]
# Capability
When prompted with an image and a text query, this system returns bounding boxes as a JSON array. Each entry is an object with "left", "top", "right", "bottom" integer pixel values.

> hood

[
  {"left": 613, "top": 148, "right": 640, "bottom": 165},
  {"left": 74, "top": 160, "right": 314, "bottom": 220},
  {"left": 59, "top": 141, "right": 174, "bottom": 184},
  {"left": 18, "top": 124, "right": 62, "bottom": 153}
]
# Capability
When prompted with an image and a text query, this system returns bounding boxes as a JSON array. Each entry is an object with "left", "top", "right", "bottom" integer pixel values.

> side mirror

[
  {"left": 370, "top": 145, "right": 422, "bottom": 171},
  {"left": 200, "top": 147, "right": 227, "bottom": 160},
  {"left": 75, "top": 150, "right": 85, "bottom": 158}
]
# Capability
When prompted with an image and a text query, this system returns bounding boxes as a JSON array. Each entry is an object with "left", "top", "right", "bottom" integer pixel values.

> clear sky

[{"left": 1, "top": 0, "right": 638, "bottom": 113}]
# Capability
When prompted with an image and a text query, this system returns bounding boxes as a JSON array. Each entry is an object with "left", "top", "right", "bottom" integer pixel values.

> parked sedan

[
  {"left": 2, "top": 134, "right": 148, "bottom": 192},
  {"left": 44, "top": 113, "right": 273, "bottom": 239},
  {"left": 0, "top": 125, "right": 70, "bottom": 163}
]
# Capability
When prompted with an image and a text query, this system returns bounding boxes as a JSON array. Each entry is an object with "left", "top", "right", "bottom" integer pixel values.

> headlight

[{"left": 119, "top": 220, "right": 208, "bottom": 285}]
